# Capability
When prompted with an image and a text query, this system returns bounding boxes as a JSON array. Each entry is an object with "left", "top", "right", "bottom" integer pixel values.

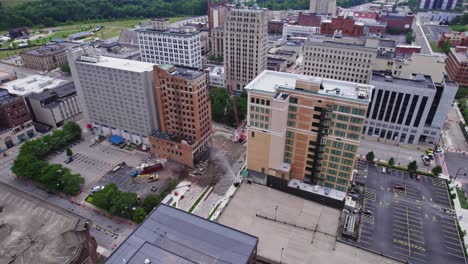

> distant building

[
  {"left": 93, "top": 41, "right": 140, "bottom": 60},
  {"left": 224, "top": 6, "right": 268, "bottom": 92},
  {"left": 0, "top": 88, "right": 35, "bottom": 151},
  {"left": 106, "top": 204, "right": 258, "bottom": 264},
  {"left": 297, "top": 12, "right": 323, "bottom": 27},
  {"left": 419, "top": 0, "right": 458, "bottom": 10},
  {"left": 320, "top": 16, "right": 364, "bottom": 37},
  {"left": 310, "top": 0, "right": 336, "bottom": 15},
  {"left": 0, "top": 182, "right": 98, "bottom": 264},
  {"left": 149, "top": 65, "right": 212, "bottom": 167},
  {"left": 67, "top": 47, "right": 159, "bottom": 145},
  {"left": 210, "top": 26, "right": 224, "bottom": 57},
  {"left": 267, "top": 56, "right": 288, "bottom": 71},
  {"left": 137, "top": 18, "right": 202, "bottom": 68},
  {"left": 69, "top": 31, "right": 94, "bottom": 41},
  {"left": 303, "top": 37, "right": 377, "bottom": 84},
  {"left": 20, "top": 41, "right": 81, "bottom": 71},
  {"left": 9, "top": 27, "right": 29, "bottom": 39},
  {"left": 395, "top": 44, "right": 422, "bottom": 55},
  {"left": 208, "top": 0, "right": 229, "bottom": 30},
  {"left": 366, "top": 73, "right": 458, "bottom": 145},
  {"left": 245, "top": 70, "right": 372, "bottom": 193},
  {"left": 438, "top": 31, "right": 468, "bottom": 48},
  {"left": 446, "top": 46, "right": 468, "bottom": 86},
  {"left": 27, "top": 81, "right": 82, "bottom": 128},
  {"left": 208, "top": 65, "right": 226, "bottom": 88},
  {"left": 0, "top": 71, "right": 16, "bottom": 84},
  {"left": 282, "top": 24, "right": 319, "bottom": 39},
  {"left": 268, "top": 20, "right": 285, "bottom": 34},
  {"left": 378, "top": 12, "right": 414, "bottom": 33}
]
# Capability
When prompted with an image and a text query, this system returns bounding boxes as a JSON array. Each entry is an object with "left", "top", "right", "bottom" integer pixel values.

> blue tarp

[{"left": 109, "top": 135, "right": 124, "bottom": 145}]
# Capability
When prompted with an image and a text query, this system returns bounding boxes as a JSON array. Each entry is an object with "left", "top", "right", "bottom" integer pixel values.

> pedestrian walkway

[{"left": 449, "top": 179, "right": 468, "bottom": 253}]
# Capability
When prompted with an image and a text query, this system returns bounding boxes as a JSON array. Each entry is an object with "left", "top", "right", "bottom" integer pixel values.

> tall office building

[
  {"left": 245, "top": 70, "right": 372, "bottom": 193},
  {"left": 419, "top": 0, "right": 458, "bottom": 10},
  {"left": 303, "top": 37, "right": 377, "bottom": 84},
  {"left": 309, "top": 0, "right": 336, "bottom": 15},
  {"left": 149, "top": 65, "right": 212, "bottom": 167},
  {"left": 67, "top": 47, "right": 159, "bottom": 145},
  {"left": 365, "top": 73, "right": 458, "bottom": 145},
  {"left": 137, "top": 18, "right": 202, "bottom": 68},
  {"left": 224, "top": 6, "right": 268, "bottom": 93}
]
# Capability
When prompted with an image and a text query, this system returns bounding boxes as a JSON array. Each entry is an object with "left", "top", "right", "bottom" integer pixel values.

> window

[
  {"left": 288, "top": 113, "right": 296, "bottom": 119},
  {"left": 344, "top": 144, "right": 356, "bottom": 152},
  {"left": 287, "top": 121, "right": 296, "bottom": 127},
  {"left": 337, "top": 115, "right": 349, "bottom": 121},
  {"left": 251, "top": 131, "right": 255, "bottom": 138},
  {"left": 338, "top": 106, "right": 351, "bottom": 113},
  {"left": 289, "top": 105, "right": 297, "bottom": 112},
  {"left": 289, "top": 97, "right": 298, "bottom": 104},
  {"left": 352, "top": 108, "right": 365, "bottom": 116},
  {"left": 350, "top": 117, "right": 363, "bottom": 124}
]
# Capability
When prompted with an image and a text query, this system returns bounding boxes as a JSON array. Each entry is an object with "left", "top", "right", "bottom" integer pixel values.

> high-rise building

[
  {"left": 419, "top": 0, "right": 458, "bottom": 10},
  {"left": 245, "top": 70, "right": 372, "bottom": 193},
  {"left": 309, "top": 0, "right": 336, "bottom": 15},
  {"left": 224, "top": 6, "right": 268, "bottom": 93},
  {"left": 365, "top": 73, "right": 458, "bottom": 145},
  {"left": 149, "top": 65, "right": 212, "bottom": 167},
  {"left": 210, "top": 26, "right": 224, "bottom": 57},
  {"left": 303, "top": 37, "right": 377, "bottom": 84},
  {"left": 446, "top": 46, "right": 468, "bottom": 86},
  {"left": 136, "top": 18, "right": 202, "bottom": 68},
  {"left": 67, "top": 47, "right": 159, "bottom": 145}
]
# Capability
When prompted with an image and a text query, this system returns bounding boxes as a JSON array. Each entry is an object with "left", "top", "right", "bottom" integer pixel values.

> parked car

[
  {"left": 151, "top": 186, "right": 158, "bottom": 192},
  {"left": 422, "top": 155, "right": 431, "bottom": 166},
  {"left": 393, "top": 184, "right": 406, "bottom": 191},
  {"left": 91, "top": 186, "right": 104, "bottom": 193},
  {"left": 363, "top": 209, "right": 372, "bottom": 215},
  {"left": 381, "top": 167, "right": 387, "bottom": 174},
  {"left": 416, "top": 175, "right": 421, "bottom": 181}
]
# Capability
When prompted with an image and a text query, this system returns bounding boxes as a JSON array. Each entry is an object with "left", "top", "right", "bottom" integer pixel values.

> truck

[{"left": 131, "top": 162, "right": 163, "bottom": 177}]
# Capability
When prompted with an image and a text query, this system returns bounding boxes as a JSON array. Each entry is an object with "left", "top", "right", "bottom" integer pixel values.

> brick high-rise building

[
  {"left": 149, "top": 65, "right": 212, "bottom": 167},
  {"left": 224, "top": 6, "right": 268, "bottom": 93},
  {"left": 244, "top": 71, "right": 372, "bottom": 193},
  {"left": 446, "top": 46, "right": 468, "bottom": 86},
  {"left": 310, "top": 0, "right": 336, "bottom": 15}
]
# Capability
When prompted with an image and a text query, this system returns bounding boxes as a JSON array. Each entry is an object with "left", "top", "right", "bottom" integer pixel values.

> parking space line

[
  {"left": 446, "top": 252, "right": 466, "bottom": 259},
  {"left": 444, "top": 239, "right": 464, "bottom": 247}
]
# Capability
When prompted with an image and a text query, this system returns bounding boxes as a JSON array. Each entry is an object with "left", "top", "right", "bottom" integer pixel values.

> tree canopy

[{"left": 210, "top": 88, "right": 247, "bottom": 127}]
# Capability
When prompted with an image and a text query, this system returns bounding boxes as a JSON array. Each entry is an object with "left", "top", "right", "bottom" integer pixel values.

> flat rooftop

[
  {"left": 0, "top": 74, "right": 66, "bottom": 96},
  {"left": 21, "top": 42, "right": 80, "bottom": 56},
  {"left": 160, "top": 64, "right": 205, "bottom": 80},
  {"left": 244, "top": 70, "right": 373, "bottom": 103},
  {"left": 28, "top": 81, "right": 75, "bottom": 102},
  {"left": 0, "top": 88, "right": 20, "bottom": 105},
  {"left": 106, "top": 204, "right": 258, "bottom": 264},
  {"left": 76, "top": 54, "right": 154, "bottom": 73},
  {"left": 450, "top": 48, "right": 468, "bottom": 62},
  {"left": 371, "top": 72, "right": 435, "bottom": 89},
  {"left": 135, "top": 27, "right": 199, "bottom": 36},
  {"left": 150, "top": 130, "right": 195, "bottom": 145},
  {"left": 0, "top": 182, "right": 90, "bottom": 264}
]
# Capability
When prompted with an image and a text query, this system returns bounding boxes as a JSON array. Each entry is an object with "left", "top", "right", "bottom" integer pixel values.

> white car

[
  {"left": 91, "top": 186, "right": 104, "bottom": 193},
  {"left": 381, "top": 167, "right": 387, "bottom": 174}
]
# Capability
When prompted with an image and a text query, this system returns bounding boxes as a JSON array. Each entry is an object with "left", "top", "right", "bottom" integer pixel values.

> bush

[
  {"left": 142, "top": 194, "right": 162, "bottom": 214},
  {"left": 132, "top": 207, "right": 147, "bottom": 224},
  {"left": 366, "top": 151, "right": 375, "bottom": 163},
  {"left": 388, "top": 157, "right": 395, "bottom": 167},
  {"left": 432, "top": 165, "right": 443, "bottom": 176},
  {"left": 92, "top": 183, "right": 138, "bottom": 219}
]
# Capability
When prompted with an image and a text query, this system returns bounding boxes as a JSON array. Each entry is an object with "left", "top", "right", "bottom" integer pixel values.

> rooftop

[
  {"left": 289, "top": 179, "right": 346, "bottom": 201},
  {"left": 244, "top": 70, "right": 373, "bottom": 103},
  {"left": 1, "top": 74, "right": 66, "bottom": 96},
  {"left": 28, "top": 81, "right": 76, "bottom": 106},
  {"left": 0, "top": 182, "right": 91, "bottom": 264},
  {"left": 0, "top": 88, "right": 20, "bottom": 106},
  {"left": 371, "top": 72, "right": 435, "bottom": 89},
  {"left": 136, "top": 26, "right": 199, "bottom": 36},
  {"left": 21, "top": 42, "right": 81, "bottom": 57},
  {"left": 76, "top": 54, "right": 154, "bottom": 73},
  {"left": 106, "top": 204, "right": 258, "bottom": 264},
  {"left": 150, "top": 130, "right": 195, "bottom": 145},
  {"left": 450, "top": 47, "right": 468, "bottom": 62},
  {"left": 161, "top": 64, "right": 205, "bottom": 80}
]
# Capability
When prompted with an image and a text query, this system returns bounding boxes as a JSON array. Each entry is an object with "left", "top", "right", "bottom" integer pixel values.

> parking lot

[{"left": 345, "top": 161, "right": 466, "bottom": 264}]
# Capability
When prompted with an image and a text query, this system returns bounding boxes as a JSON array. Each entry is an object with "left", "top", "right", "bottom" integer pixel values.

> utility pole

[{"left": 454, "top": 168, "right": 467, "bottom": 181}]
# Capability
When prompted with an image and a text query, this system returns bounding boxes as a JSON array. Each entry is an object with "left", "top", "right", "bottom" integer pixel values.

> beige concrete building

[
  {"left": 210, "top": 27, "right": 224, "bottom": 57},
  {"left": 20, "top": 41, "right": 81, "bottom": 71},
  {"left": 245, "top": 70, "right": 372, "bottom": 192},
  {"left": 224, "top": 6, "right": 268, "bottom": 93},
  {"left": 303, "top": 38, "right": 377, "bottom": 84},
  {"left": 149, "top": 65, "right": 212, "bottom": 167},
  {"left": 374, "top": 53, "right": 446, "bottom": 83},
  {"left": 310, "top": 0, "right": 336, "bottom": 15}
]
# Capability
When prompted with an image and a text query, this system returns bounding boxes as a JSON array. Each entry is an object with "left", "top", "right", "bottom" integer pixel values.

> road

[
  {"left": 0, "top": 144, "right": 135, "bottom": 257},
  {"left": 441, "top": 104, "right": 468, "bottom": 152},
  {"left": 412, "top": 15, "right": 432, "bottom": 55}
]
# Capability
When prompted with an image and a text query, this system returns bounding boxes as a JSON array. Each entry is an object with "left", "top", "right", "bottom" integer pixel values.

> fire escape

[{"left": 310, "top": 105, "right": 332, "bottom": 186}]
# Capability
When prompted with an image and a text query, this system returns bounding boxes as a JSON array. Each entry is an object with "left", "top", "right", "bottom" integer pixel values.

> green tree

[
  {"left": 60, "top": 64, "right": 71, "bottom": 74},
  {"left": 408, "top": 160, "right": 418, "bottom": 174},
  {"left": 432, "top": 165, "right": 443, "bottom": 176},
  {"left": 132, "top": 207, "right": 147, "bottom": 224},
  {"left": 406, "top": 30, "right": 415, "bottom": 44},
  {"left": 388, "top": 157, "right": 395, "bottom": 167},
  {"left": 142, "top": 194, "right": 162, "bottom": 214},
  {"left": 62, "top": 171, "right": 83, "bottom": 195},
  {"left": 366, "top": 151, "right": 375, "bottom": 162},
  {"left": 40, "top": 164, "right": 65, "bottom": 191},
  {"left": 109, "top": 191, "right": 137, "bottom": 218},
  {"left": 62, "top": 121, "right": 82, "bottom": 141},
  {"left": 441, "top": 41, "right": 451, "bottom": 54},
  {"left": 93, "top": 183, "right": 119, "bottom": 210},
  {"left": 66, "top": 148, "right": 73, "bottom": 157},
  {"left": 235, "top": 92, "right": 248, "bottom": 121}
]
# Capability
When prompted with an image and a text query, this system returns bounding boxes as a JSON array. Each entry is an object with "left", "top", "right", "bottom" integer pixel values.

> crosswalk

[{"left": 361, "top": 214, "right": 375, "bottom": 224}]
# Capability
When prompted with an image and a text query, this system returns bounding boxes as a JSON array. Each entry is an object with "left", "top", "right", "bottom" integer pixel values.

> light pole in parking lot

[
  {"left": 280, "top": 247, "right": 284, "bottom": 264},
  {"left": 275, "top": 205, "right": 278, "bottom": 221},
  {"left": 454, "top": 168, "right": 468, "bottom": 181},
  {"left": 394, "top": 136, "right": 400, "bottom": 164}
]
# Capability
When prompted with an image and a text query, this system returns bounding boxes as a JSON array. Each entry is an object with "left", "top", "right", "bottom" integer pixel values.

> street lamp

[
  {"left": 280, "top": 247, "right": 284, "bottom": 264},
  {"left": 394, "top": 135, "right": 400, "bottom": 164},
  {"left": 454, "top": 168, "right": 468, "bottom": 181},
  {"left": 275, "top": 205, "right": 278, "bottom": 221}
]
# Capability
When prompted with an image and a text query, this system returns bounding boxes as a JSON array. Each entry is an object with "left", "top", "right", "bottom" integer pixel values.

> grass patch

[
  {"left": 451, "top": 24, "right": 468, "bottom": 32},
  {"left": 0, "top": 0, "right": 37, "bottom": 7},
  {"left": 0, "top": 47, "right": 36, "bottom": 59},
  {"left": 85, "top": 195, "right": 94, "bottom": 204},
  {"left": 457, "top": 86, "right": 468, "bottom": 100},
  {"left": 430, "top": 41, "right": 445, "bottom": 53},
  {"left": 208, "top": 202, "right": 221, "bottom": 220},
  {"left": 188, "top": 186, "right": 210, "bottom": 213},
  {"left": 457, "top": 187, "right": 468, "bottom": 209}
]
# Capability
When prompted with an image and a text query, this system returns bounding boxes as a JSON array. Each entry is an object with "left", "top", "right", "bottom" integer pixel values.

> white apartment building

[
  {"left": 310, "top": 0, "right": 336, "bottom": 15},
  {"left": 282, "top": 24, "right": 320, "bottom": 39},
  {"left": 137, "top": 19, "right": 202, "bottom": 68},
  {"left": 303, "top": 38, "right": 377, "bottom": 84},
  {"left": 224, "top": 6, "right": 268, "bottom": 93},
  {"left": 208, "top": 65, "right": 225, "bottom": 88},
  {"left": 67, "top": 47, "right": 159, "bottom": 145}
]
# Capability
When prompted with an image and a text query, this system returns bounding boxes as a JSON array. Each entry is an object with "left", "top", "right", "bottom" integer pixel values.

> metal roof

[{"left": 105, "top": 204, "right": 258, "bottom": 264}]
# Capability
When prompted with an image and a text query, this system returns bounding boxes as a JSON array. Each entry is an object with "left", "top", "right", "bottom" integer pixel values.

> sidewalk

[{"left": 449, "top": 179, "right": 468, "bottom": 253}]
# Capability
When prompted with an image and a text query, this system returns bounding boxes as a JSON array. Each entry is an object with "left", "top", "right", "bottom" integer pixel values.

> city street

[
  {"left": 412, "top": 16, "right": 432, "bottom": 55},
  {"left": 442, "top": 105, "right": 468, "bottom": 152}
]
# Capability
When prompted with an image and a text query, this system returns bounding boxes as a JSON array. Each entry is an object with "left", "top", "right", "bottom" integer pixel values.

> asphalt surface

[
  {"left": 421, "top": 24, "right": 452, "bottom": 43},
  {"left": 345, "top": 161, "right": 466, "bottom": 264},
  {"left": 412, "top": 17, "right": 432, "bottom": 55},
  {"left": 444, "top": 152, "right": 468, "bottom": 182}
]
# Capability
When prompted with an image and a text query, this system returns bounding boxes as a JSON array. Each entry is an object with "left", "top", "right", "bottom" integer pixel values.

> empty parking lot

[
  {"left": 218, "top": 183, "right": 399, "bottom": 264},
  {"left": 344, "top": 161, "right": 466, "bottom": 264}
]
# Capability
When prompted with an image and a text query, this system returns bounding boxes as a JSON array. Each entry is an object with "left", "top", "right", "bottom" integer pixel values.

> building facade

[
  {"left": 20, "top": 42, "right": 81, "bottom": 71},
  {"left": 27, "top": 82, "right": 82, "bottom": 128},
  {"left": 208, "top": 65, "right": 226, "bottom": 88},
  {"left": 303, "top": 38, "right": 377, "bottom": 84},
  {"left": 297, "top": 12, "right": 323, "bottom": 27},
  {"left": 419, "top": 0, "right": 458, "bottom": 10},
  {"left": 438, "top": 31, "right": 468, "bottom": 48},
  {"left": 282, "top": 24, "right": 319, "bottom": 39},
  {"left": 320, "top": 16, "right": 364, "bottom": 37},
  {"left": 0, "top": 88, "right": 36, "bottom": 152},
  {"left": 149, "top": 65, "right": 212, "bottom": 167},
  {"left": 224, "top": 6, "right": 268, "bottom": 93},
  {"left": 137, "top": 19, "right": 202, "bottom": 68},
  {"left": 309, "top": 0, "right": 336, "bottom": 15},
  {"left": 245, "top": 71, "right": 372, "bottom": 192},
  {"left": 67, "top": 47, "right": 159, "bottom": 145},
  {"left": 365, "top": 73, "right": 458, "bottom": 145},
  {"left": 210, "top": 26, "right": 224, "bottom": 57},
  {"left": 446, "top": 46, "right": 468, "bottom": 86}
]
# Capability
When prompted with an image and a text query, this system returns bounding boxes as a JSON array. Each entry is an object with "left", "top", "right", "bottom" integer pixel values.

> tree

[
  {"left": 406, "top": 30, "right": 415, "bottom": 44},
  {"left": 408, "top": 160, "right": 418, "bottom": 174},
  {"left": 388, "top": 157, "right": 395, "bottom": 167},
  {"left": 93, "top": 183, "right": 119, "bottom": 210},
  {"left": 63, "top": 171, "right": 84, "bottom": 195},
  {"left": 142, "top": 194, "right": 162, "bottom": 214},
  {"left": 66, "top": 148, "right": 73, "bottom": 157},
  {"left": 60, "top": 64, "right": 71, "bottom": 74},
  {"left": 40, "top": 164, "right": 65, "bottom": 191},
  {"left": 109, "top": 191, "right": 137, "bottom": 218},
  {"left": 366, "top": 151, "right": 375, "bottom": 162},
  {"left": 132, "top": 207, "right": 147, "bottom": 224},
  {"left": 432, "top": 165, "right": 443, "bottom": 176},
  {"left": 440, "top": 41, "right": 451, "bottom": 54}
]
